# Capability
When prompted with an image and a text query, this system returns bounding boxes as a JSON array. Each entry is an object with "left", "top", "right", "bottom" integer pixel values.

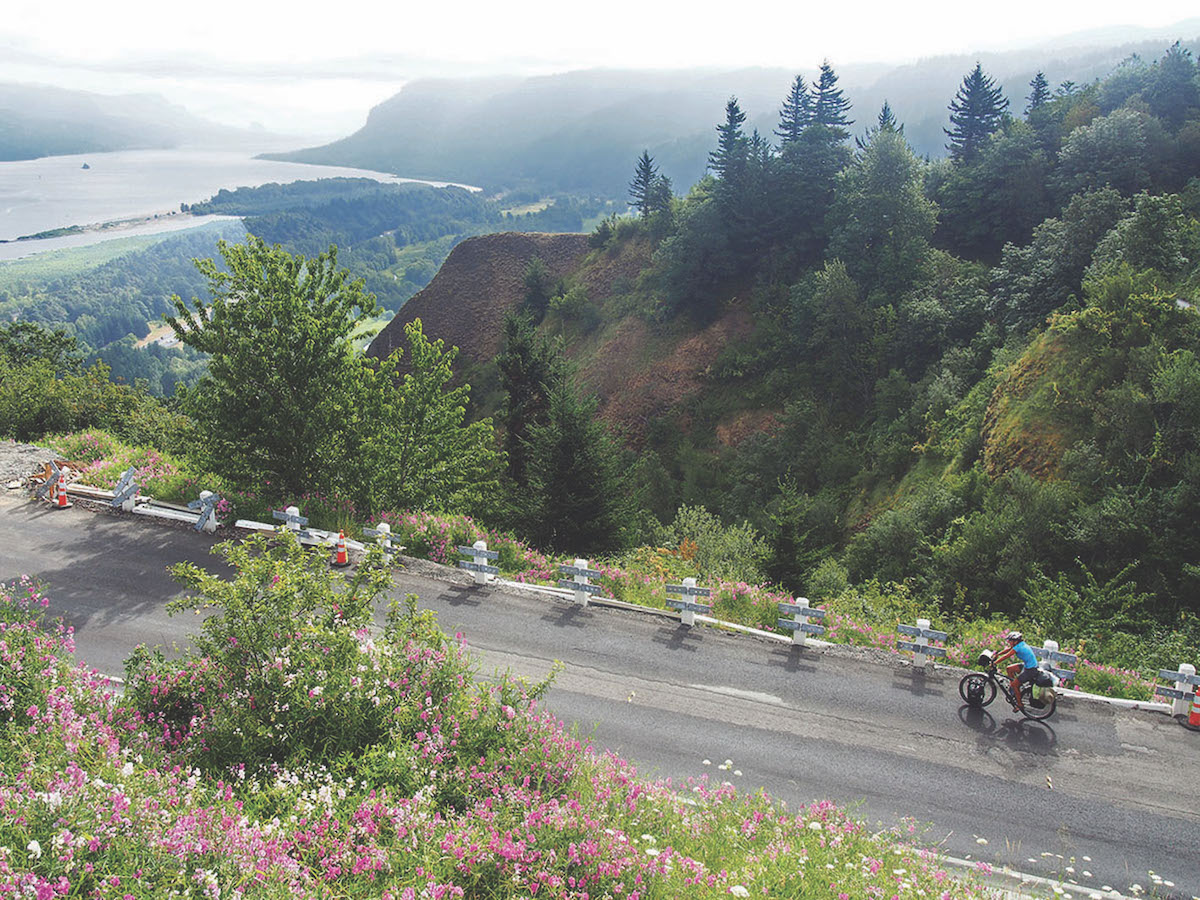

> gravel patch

[{"left": 0, "top": 440, "right": 55, "bottom": 485}]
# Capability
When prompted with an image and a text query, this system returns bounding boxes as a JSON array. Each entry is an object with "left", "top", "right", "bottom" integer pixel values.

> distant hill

[
  {"left": 0, "top": 83, "right": 268, "bottom": 161},
  {"left": 269, "top": 28, "right": 1200, "bottom": 196}
]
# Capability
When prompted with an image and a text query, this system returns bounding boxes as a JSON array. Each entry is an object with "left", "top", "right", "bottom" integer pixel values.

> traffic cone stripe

[
  {"left": 332, "top": 531, "right": 350, "bottom": 568},
  {"left": 53, "top": 472, "right": 72, "bottom": 510}
]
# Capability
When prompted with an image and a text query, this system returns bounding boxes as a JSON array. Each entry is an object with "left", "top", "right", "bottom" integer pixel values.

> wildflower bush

[{"left": 0, "top": 554, "right": 995, "bottom": 900}]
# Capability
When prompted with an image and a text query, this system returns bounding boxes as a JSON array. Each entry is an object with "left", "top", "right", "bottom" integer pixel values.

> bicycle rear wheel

[
  {"left": 959, "top": 672, "right": 996, "bottom": 708},
  {"left": 1019, "top": 683, "right": 1056, "bottom": 721}
]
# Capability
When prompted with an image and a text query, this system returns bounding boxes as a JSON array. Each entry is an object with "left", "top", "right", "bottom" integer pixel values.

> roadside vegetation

[{"left": 0, "top": 544, "right": 994, "bottom": 899}]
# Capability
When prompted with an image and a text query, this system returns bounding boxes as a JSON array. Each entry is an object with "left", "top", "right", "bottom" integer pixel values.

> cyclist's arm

[{"left": 994, "top": 647, "right": 1015, "bottom": 665}]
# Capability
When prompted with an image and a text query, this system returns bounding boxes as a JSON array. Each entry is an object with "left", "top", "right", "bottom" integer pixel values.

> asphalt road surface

[{"left": 2, "top": 492, "right": 1197, "bottom": 898}]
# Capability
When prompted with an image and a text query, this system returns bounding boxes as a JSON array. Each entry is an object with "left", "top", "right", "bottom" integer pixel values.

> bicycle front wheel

[
  {"left": 959, "top": 672, "right": 996, "bottom": 708},
  {"left": 1019, "top": 683, "right": 1056, "bottom": 721}
]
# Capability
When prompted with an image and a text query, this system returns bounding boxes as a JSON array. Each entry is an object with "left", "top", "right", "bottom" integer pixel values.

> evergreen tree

[
  {"left": 811, "top": 62, "right": 854, "bottom": 140},
  {"left": 708, "top": 97, "right": 749, "bottom": 186},
  {"left": 775, "top": 74, "right": 812, "bottom": 146},
  {"left": 522, "top": 378, "right": 628, "bottom": 554},
  {"left": 1026, "top": 71, "right": 1051, "bottom": 115},
  {"left": 522, "top": 257, "right": 553, "bottom": 319},
  {"left": 945, "top": 63, "right": 1009, "bottom": 162},
  {"left": 497, "top": 311, "right": 566, "bottom": 493},
  {"left": 856, "top": 100, "right": 901, "bottom": 149},
  {"left": 629, "top": 150, "right": 659, "bottom": 220}
]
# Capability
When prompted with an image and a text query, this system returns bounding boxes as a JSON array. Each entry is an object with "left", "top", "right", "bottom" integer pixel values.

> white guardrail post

[
  {"left": 1156, "top": 663, "right": 1199, "bottom": 717},
  {"left": 272, "top": 506, "right": 310, "bottom": 539},
  {"left": 457, "top": 541, "right": 499, "bottom": 585},
  {"left": 363, "top": 522, "right": 394, "bottom": 561},
  {"left": 188, "top": 490, "right": 221, "bottom": 533},
  {"left": 665, "top": 576, "right": 712, "bottom": 627},
  {"left": 897, "top": 618, "right": 948, "bottom": 668},
  {"left": 1033, "top": 639, "right": 1078, "bottom": 686},
  {"left": 110, "top": 467, "right": 140, "bottom": 513},
  {"left": 777, "top": 597, "right": 826, "bottom": 646},
  {"left": 557, "top": 559, "right": 603, "bottom": 607}
]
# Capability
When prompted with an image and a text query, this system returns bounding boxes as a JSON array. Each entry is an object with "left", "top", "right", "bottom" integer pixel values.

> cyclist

[{"left": 993, "top": 630, "right": 1041, "bottom": 712}]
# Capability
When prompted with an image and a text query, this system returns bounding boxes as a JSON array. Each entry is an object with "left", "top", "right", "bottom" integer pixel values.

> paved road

[{"left": 2, "top": 494, "right": 1197, "bottom": 898}]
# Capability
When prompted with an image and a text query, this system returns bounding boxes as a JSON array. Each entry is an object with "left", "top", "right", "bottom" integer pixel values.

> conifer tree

[
  {"left": 709, "top": 97, "right": 749, "bottom": 184},
  {"left": 1026, "top": 71, "right": 1051, "bottom": 115},
  {"left": 945, "top": 63, "right": 1009, "bottom": 162},
  {"left": 856, "top": 101, "right": 900, "bottom": 149},
  {"left": 811, "top": 62, "right": 854, "bottom": 140},
  {"left": 629, "top": 150, "right": 659, "bottom": 220},
  {"left": 775, "top": 75, "right": 813, "bottom": 146},
  {"left": 497, "top": 311, "right": 565, "bottom": 493},
  {"left": 522, "top": 379, "right": 627, "bottom": 554}
]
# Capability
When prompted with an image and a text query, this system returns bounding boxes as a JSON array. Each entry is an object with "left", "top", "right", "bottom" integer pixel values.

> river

[{"left": 0, "top": 147, "right": 475, "bottom": 259}]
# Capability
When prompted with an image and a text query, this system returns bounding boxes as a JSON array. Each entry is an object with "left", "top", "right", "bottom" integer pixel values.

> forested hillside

[{"left": 375, "top": 42, "right": 1200, "bottom": 670}]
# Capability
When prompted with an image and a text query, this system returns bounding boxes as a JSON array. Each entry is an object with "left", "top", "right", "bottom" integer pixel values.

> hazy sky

[{"left": 2, "top": 0, "right": 1198, "bottom": 138}]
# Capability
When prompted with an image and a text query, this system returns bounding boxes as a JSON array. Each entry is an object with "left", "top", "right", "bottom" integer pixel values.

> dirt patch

[
  {"left": 715, "top": 409, "right": 779, "bottom": 448},
  {"left": 367, "top": 232, "right": 591, "bottom": 371},
  {"left": 0, "top": 441, "right": 55, "bottom": 485},
  {"left": 594, "top": 304, "right": 756, "bottom": 445}
]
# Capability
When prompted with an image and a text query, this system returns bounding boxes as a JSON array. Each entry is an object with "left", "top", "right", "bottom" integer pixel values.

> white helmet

[{"left": 1006, "top": 630, "right": 1023, "bottom": 643}]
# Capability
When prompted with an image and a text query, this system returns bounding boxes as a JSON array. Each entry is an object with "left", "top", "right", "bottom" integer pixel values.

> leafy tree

[
  {"left": 1089, "top": 191, "right": 1194, "bottom": 278},
  {"left": 165, "top": 236, "right": 376, "bottom": 497},
  {"left": 356, "top": 320, "right": 499, "bottom": 515},
  {"left": 1026, "top": 71, "right": 1051, "bottom": 115},
  {"left": 0, "top": 322, "right": 79, "bottom": 373},
  {"left": 945, "top": 63, "right": 1009, "bottom": 162},
  {"left": 810, "top": 62, "right": 854, "bottom": 140},
  {"left": 791, "top": 260, "right": 874, "bottom": 406},
  {"left": 827, "top": 129, "right": 938, "bottom": 300},
  {"left": 991, "top": 187, "right": 1127, "bottom": 334},
  {"left": 1144, "top": 41, "right": 1200, "bottom": 128},
  {"left": 1053, "top": 108, "right": 1157, "bottom": 198},
  {"left": 775, "top": 75, "right": 813, "bottom": 146},
  {"left": 629, "top": 150, "right": 659, "bottom": 220}
]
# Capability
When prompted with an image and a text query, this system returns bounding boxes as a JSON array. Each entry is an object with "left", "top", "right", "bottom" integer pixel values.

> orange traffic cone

[
  {"left": 1190, "top": 691, "right": 1200, "bottom": 728},
  {"left": 52, "top": 472, "right": 72, "bottom": 510},
  {"left": 332, "top": 531, "right": 350, "bottom": 568}
]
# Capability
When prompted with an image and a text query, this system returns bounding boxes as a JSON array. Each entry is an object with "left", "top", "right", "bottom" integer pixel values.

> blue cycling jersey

[{"left": 1012, "top": 641, "right": 1038, "bottom": 669}]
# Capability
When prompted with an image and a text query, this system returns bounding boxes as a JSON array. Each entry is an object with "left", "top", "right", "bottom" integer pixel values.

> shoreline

[{"left": 2, "top": 208, "right": 199, "bottom": 244}]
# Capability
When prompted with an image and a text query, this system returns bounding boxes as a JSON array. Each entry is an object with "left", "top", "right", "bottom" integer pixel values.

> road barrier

[
  {"left": 1155, "top": 663, "right": 1199, "bottom": 717},
  {"left": 665, "top": 577, "right": 712, "bottom": 627},
  {"left": 898, "top": 619, "right": 948, "bottom": 667},
  {"left": 1033, "top": 640, "right": 1077, "bottom": 685},
  {"left": 187, "top": 491, "right": 221, "bottom": 533},
  {"left": 110, "top": 468, "right": 139, "bottom": 512},
  {"left": 557, "top": 560, "right": 604, "bottom": 607},
  {"left": 34, "top": 461, "right": 63, "bottom": 503},
  {"left": 458, "top": 542, "right": 499, "bottom": 585},
  {"left": 363, "top": 523, "right": 403, "bottom": 561},
  {"left": 777, "top": 597, "right": 825, "bottom": 646}
]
